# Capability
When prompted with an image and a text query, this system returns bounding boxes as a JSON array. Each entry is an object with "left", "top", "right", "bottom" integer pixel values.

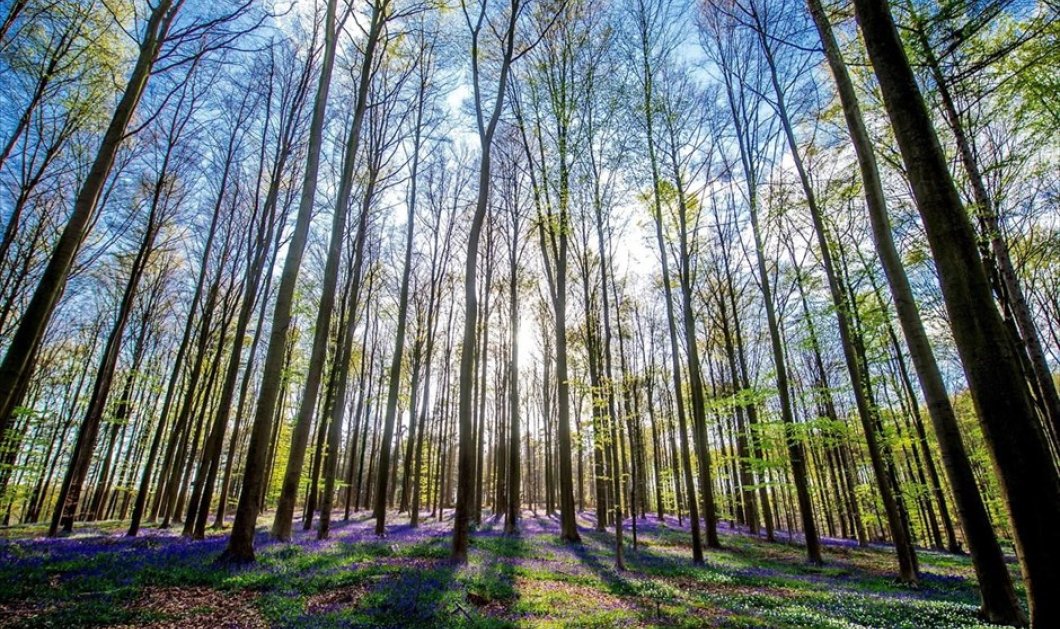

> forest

[{"left": 0, "top": 0, "right": 1058, "bottom": 626}]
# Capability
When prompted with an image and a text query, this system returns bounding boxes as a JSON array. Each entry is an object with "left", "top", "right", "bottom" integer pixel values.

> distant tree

[{"left": 451, "top": 0, "right": 555, "bottom": 562}]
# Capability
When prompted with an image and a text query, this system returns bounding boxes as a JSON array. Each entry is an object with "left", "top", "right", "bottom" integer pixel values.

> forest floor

[{"left": 0, "top": 509, "right": 1022, "bottom": 628}]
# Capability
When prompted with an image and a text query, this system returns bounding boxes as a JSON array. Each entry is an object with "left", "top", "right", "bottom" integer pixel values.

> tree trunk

[
  {"left": 222, "top": 0, "right": 341, "bottom": 563},
  {"left": 271, "top": 0, "right": 384, "bottom": 543},
  {"left": 49, "top": 198, "right": 163, "bottom": 536},
  {"left": 0, "top": 0, "right": 177, "bottom": 441},
  {"left": 374, "top": 110, "right": 420, "bottom": 534},
  {"left": 852, "top": 1, "right": 1060, "bottom": 622}
]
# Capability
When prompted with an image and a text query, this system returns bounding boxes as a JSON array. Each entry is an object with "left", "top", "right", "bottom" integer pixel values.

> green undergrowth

[{"left": 0, "top": 514, "right": 1021, "bottom": 628}]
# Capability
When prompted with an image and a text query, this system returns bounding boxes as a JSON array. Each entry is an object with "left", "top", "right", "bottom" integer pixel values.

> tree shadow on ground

[{"left": 548, "top": 518, "right": 685, "bottom": 625}]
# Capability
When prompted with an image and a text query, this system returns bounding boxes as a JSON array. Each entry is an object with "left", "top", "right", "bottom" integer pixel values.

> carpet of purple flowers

[{"left": 0, "top": 511, "right": 1023, "bottom": 628}]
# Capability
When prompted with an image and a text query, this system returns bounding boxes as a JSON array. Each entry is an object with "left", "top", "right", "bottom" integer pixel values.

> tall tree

[
  {"left": 373, "top": 28, "right": 429, "bottom": 535},
  {"left": 452, "top": 0, "right": 548, "bottom": 562},
  {"left": 0, "top": 0, "right": 184, "bottom": 443},
  {"left": 270, "top": 0, "right": 391, "bottom": 543},
  {"left": 805, "top": 0, "right": 1023, "bottom": 621},
  {"left": 734, "top": 0, "right": 917, "bottom": 581},
  {"left": 49, "top": 72, "right": 201, "bottom": 535},
  {"left": 632, "top": 0, "right": 708, "bottom": 564},
  {"left": 700, "top": 3, "right": 823, "bottom": 565},
  {"left": 222, "top": 0, "right": 343, "bottom": 562},
  {"left": 903, "top": 1, "right": 1060, "bottom": 438},
  {"left": 852, "top": 0, "right": 1060, "bottom": 623},
  {"left": 0, "top": 0, "right": 258, "bottom": 445}
]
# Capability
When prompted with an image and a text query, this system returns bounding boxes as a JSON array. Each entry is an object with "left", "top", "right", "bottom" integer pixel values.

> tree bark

[
  {"left": 222, "top": 0, "right": 341, "bottom": 563},
  {"left": 0, "top": 0, "right": 177, "bottom": 444},
  {"left": 852, "top": 1, "right": 1060, "bottom": 622}
]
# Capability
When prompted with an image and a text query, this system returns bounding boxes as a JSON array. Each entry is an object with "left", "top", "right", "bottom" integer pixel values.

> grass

[{"left": 0, "top": 510, "right": 1022, "bottom": 628}]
